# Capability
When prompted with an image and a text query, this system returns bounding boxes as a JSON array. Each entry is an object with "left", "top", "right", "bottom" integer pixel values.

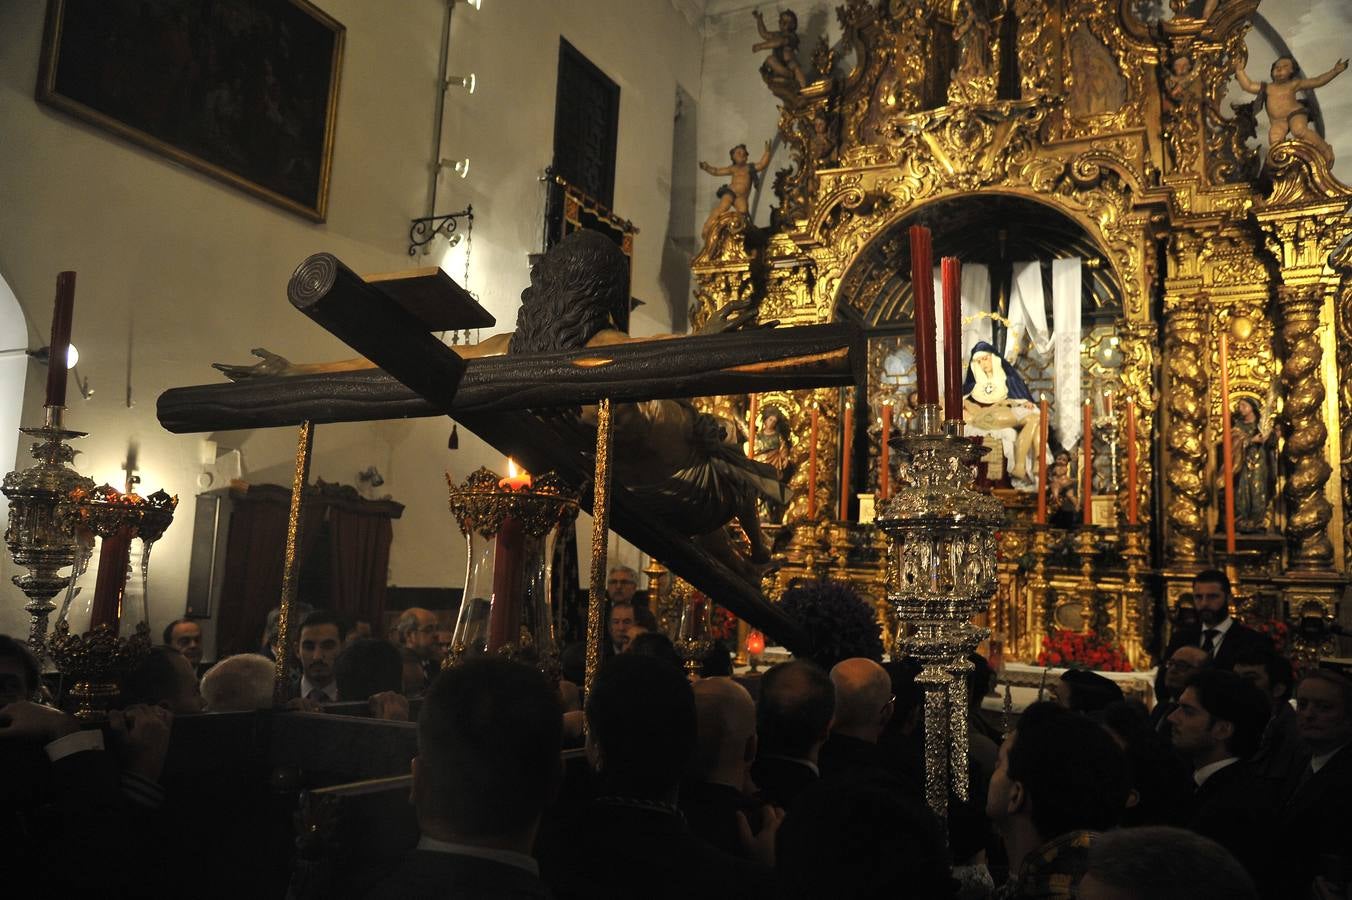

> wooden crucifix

[{"left": 158, "top": 233, "right": 864, "bottom": 673}]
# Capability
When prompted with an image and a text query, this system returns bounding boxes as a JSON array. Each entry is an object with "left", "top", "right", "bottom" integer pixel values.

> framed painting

[{"left": 37, "top": 0, "right": 345, "bottom": 221}]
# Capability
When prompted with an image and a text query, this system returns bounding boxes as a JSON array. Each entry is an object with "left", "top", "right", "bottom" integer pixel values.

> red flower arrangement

[
  {"left": 1036, "top": 629, "right": 1133, "bottom": 673},
  {"left": 1248, "top": 617, "right": 1290, "bottom": 653},
  {"left": 708, "top": 605, "right": 738, "bottom": 642}
]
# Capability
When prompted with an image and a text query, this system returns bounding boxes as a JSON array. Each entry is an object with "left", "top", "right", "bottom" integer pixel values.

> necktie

[{"left": 1201, "top": 629, "right": 1219, "bottom": 655}]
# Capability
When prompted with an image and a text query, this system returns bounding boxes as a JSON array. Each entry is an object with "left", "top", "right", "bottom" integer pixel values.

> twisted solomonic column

[
  {"left": 1164, "top": 305, "right": 1209, "bottom": 564},
  {"left": 1279, "top": 284, "right": 1335, "bottom": 568}
]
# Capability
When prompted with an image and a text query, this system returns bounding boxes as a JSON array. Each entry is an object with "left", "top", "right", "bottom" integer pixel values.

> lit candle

[
  {"left": 1126, "top": 397, "right": 1139, "bottom": 525},
  {"left": 941, "top": 257, "right": 963, "bottom": 422},
  {"left": 487, "top": 516, "right": 524, "bottom": 653},
  {"left": 1083, "top": 399, "right": 1094, "bottom": 526},
  {"left": 90, "top": 524, "right": 133, "bottom": 633},
  {"left": 1104, "top": 389, "right": 1114, "bottom": 419},
  {"left": 1036, "top": 394, "right": 1049, "bottom": 524},
  {"left": 46, "top": 271, "right": 76, "bottom": 408},
  {"left": 746, "top": 629, "right": 765, "bottom": 656},
  {"left": 840, "top": 399, "right": 853, "bottom": 520},
  {"left": 1219, "top": 332, "right": 1236, "bottom": 555},
  {"left": 808, "top": 404, "right": 820, "bottom": 519},
  {"left": 499, "top": 458, "right": 531, "bottom": 491},
  {"left": 910, "top": 226, "right": 937, "bottom": 405},
  {"left": 746, "top": 394, "right": 760, "bottom": 457},
  {"left": 880, "top": 402, "right": 892, "bottom": 501}
]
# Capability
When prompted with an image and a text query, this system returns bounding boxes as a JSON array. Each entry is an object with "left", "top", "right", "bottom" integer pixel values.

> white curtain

[
  {"left": 1007, "top": 261, "right": 1051, "bottom": 363},
  {"left": 1052, "top": 257, "right": 1083, "bottom": 450},
  {"left": 930, "top": 264, "right": 991, "bottom": 410}
]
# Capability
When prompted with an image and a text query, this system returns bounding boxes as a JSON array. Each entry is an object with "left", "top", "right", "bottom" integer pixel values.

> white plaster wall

[{"left": 0, "top": 0, "right": 703, "bottom": 648}]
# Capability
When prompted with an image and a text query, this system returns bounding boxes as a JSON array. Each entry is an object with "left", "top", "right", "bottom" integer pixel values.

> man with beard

[
  {"left": 1160, "top": 569, "right": 1270, "bottom": 672},
  {"left": 293, "top": 610, "right": 346, "bottom": 704}
]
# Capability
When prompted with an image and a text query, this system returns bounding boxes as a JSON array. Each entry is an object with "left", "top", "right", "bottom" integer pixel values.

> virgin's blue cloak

[{"left": 960, "top": 340, "right": 1035, "bottom": 402}]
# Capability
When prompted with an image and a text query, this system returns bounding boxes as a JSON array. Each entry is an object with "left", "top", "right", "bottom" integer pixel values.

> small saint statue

[
  {"left": 960, "top": 342, "right": 1041, "bottom": 483},
  {"left": 753, "top": 8, "right": 808, "bottom": 101},
  {"left": 1234, "top": 53, "right": 1348, "bottom": 164},
  {"left": 698, "top": 142, "right": 772, "bottom": 241},
  {"left": 1227, "top": 397, "right": 1274, "bottom": 533}
]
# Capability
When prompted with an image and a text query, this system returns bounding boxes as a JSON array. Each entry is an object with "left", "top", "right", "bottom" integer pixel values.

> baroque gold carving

[
  {"left": 1164, "top": 302, "right": 1208, "bottom": 563},
  {"left": 1277, "top": 284, "right": 1334, "bottom": 567}
]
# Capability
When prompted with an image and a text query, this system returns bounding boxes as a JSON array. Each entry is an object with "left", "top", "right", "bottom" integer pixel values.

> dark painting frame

[{"left": 37, "top": 0, "right": 345, "bottom": 221}]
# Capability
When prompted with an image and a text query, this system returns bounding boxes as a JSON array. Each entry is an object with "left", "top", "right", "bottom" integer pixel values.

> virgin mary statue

[{"left": 961, "top": 341, "right": 1042, "bottom": 481}]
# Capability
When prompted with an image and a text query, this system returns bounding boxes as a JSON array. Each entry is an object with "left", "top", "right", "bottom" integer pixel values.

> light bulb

[
  {"left": 447, "top": 73, "right": 476, "bottom": 93},
  {"left": 66, "top": 344, "right": 78, "bottom": 369}
]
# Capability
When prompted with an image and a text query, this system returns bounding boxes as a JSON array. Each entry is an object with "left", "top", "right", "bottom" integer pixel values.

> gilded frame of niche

[
  {"left": 777, "top": 114, "right": 1163, "bottom": 534},
  {"left": 1052, "top": 0, "right": 1155, "bottom": 142}
]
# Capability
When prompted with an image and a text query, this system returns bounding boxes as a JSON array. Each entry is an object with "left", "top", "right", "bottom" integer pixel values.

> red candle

[
  {"left": 1082, "top": 400, "right": 1094, "bottom": 526},
  {"left": 808, "top": 404, "right": 820, "bottom": 519},
  {"left": 499, "top": 458, "right": 531, "bottom": 491},
  {"left": 46, "top": 271, "right": 76, "bottom": 408},
  {"left": 880, "top": 402, "right": 892, "bottom": 501},
  {"left": 746, "top": 629, "right": 765, "bottom": 656},
  {"left": 1219, "top": 333, "right": 1236, "bottom": 555},
  {"left": 941, "top": 257, "right": 963, "bottom": 421},
  {"left": 1104, "top": 390, "right": 1114, "bottom": 418},
  {"left": 910, "top": 226, "right": 937, "bottom": 405},
  {"left": 487, "top": 516, "right": 524, "bottom": 653},
  {"left": 89, "top": 525, "right": 133, "bottom": 633},
  {"left": 840, "top": 400, "right": 853, "bottom": 520},
  {"left": 1126, "top": 398, "right": 1139, "bottom": 525},
  {"left": 1035, "top": 395, "right": 1050, "bottom": 524},
  {"left": 747, "top": 394, "right": 760, "bottom": 457}
]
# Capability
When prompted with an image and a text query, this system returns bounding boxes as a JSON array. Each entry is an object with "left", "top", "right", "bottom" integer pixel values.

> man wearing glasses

[{"left": 398, "top": 607, "right": 444, "bottom": 681}]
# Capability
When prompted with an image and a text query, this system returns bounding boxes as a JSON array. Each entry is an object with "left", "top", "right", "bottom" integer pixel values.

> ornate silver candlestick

[
  {"left": 1, "top": 406, "right": 95, "bottom": 657},
  {"left": 876, "top": 405, "right": 1004, "bottom": 820}
]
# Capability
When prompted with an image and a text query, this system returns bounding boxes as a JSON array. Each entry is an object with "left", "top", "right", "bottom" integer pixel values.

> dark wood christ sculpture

[{"left": 158, "top": 243, "right": 864, "bottom": 661}]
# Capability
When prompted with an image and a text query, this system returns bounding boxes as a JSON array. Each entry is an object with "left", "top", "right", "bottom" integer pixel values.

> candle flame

[{"left": 506, "top": 458, "right": 520, "bottom": 478}]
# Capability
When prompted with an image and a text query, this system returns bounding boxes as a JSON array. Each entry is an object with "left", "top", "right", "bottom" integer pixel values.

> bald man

[
  {"left": 819, "top": 657, "right": 895, "bottom": 779},
  {"left": 397, "top": 607, "right": 443, "bottom": 680},
  {"left": 681, "top": 677, "right": 766, "bottom": 859}
]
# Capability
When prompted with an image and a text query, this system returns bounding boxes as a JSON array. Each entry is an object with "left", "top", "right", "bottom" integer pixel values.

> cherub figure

[
  {"left": 698, "top": 142, "right": 772, "bottom": 241},
  {"left": 1234, "top": 53, "right": 1348, "bottom": 164},
  {"left": 1163, "top": 54, "right": 1198, "bottom": 108},
  {"left": 753, "top": 9, "right": 808, "bottom": 91},
  {"left": 808, "top": 113, "right": 838, "bottom": 166}
]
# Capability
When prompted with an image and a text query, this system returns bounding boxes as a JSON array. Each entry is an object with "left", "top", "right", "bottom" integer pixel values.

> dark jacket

[
  {"left": 366, "top": 849, "right": 550, "bottom": 900},
  {"left": 1188, "top": 760, "right": 1282, "bottom": 887},
  {"left": 750, "top": 755, "right": 818, "bottom": 809},
  {"left": 1271, "top": 744, "right": 1352, "bottom": 899}
]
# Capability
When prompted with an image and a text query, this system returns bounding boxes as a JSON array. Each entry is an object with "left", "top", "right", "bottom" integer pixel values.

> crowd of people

[{"left": 1, "top": 566, "right": 1350, "bottom": 899}]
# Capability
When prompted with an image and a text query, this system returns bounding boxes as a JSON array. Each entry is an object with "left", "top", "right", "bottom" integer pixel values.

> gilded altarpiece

[{"left": 692, "top": 0, "right": 1351, "bottom": 667}]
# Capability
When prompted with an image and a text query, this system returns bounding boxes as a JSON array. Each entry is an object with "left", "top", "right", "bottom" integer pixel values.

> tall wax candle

[
  {"left": 941, "top": 257, "right": 963, "bottom": 421},
  {"left": 910, "top": 226, "right": 937, "bottom": 405},
  {"left": 880, "top": 402, "right": 892, "bottom": 501},
  {"left": 1126, "top": 397, "right": 1139, "bottom": 525},
  {"left": 46, "top": 272, "right": 76, "bottom": 408},
  {"left": 1082, "top": 400, "right": 1094, "bottom": 526},
  {"left": 747, "top": 394, "right": 759, "bottom": 457},
  {"left": 89, "top": 526, "right": 133, "bottom": 633},
  {"left": 1219, "top": 333, "right": 1237, "bottom": 555},
  {"left": 808, "top": 405, "right": 820, "bottom": 519},
  {"left": 1036, "top": 395, "right": 1050, "bottom": 524},
  {"left": 840, "top": 400, "right": 853, "bottom": 520},
  {"left": 488, "top": 461, "right": 531, "bottom": 652}
]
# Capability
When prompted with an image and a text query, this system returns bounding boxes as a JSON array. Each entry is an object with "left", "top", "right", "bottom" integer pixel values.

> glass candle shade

[
  {"left": 674, "top": 581, "right": 715, "bottom": 678},
  {"left": 447, "top": 468, "right": 577, "bottom": 681}
]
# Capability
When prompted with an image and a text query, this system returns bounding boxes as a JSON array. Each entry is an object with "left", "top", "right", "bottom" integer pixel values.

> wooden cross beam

[{"left": 156, "top": 256, "right": 865, "bottom": 652}]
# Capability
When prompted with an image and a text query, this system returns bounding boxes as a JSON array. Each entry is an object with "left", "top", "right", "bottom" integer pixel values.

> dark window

[{"left": 552, "top": 39, "right": 619, "bottom": 208}]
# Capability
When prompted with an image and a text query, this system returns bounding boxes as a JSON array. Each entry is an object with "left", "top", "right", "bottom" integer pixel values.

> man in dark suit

[
  {"left": 751, "top": 660, "right": 834, "bottom": 809},
  {"left": 1167, "top": 668, "right": 1278, "bottom": 887},
  {"left": 1161, "top": 569, "right": 1273, "bottom": 669},
  {"left": 818, "top": 657, "right": 893, "bottom": 779},
  {"left": 1271, "top": 669, "right": 1352, "bottom": 898},
  {"left": 680, "top": 676, "right": 764, "bottom": 858},
  {"left": 365, "top": 657, "right": 561, "bottom": 900},
  {"left": 538, "top": 654, "right": 772, "bottom": 899}
]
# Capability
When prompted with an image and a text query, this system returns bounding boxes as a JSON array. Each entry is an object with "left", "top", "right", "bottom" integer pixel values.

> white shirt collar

[
  {"left": 417, "top": 836, "right": 539, "bottom": 875},
  {"left": 1194, "top": 756, "right": 1239, "bottom": 787},
  {"left": 1311, "top": 742, "right": 1351, "bottom": 774},
  {"left": 1199, "top": 616, "right": 1234, "bottom": 647},
  {"left": 299, "top": 676, "right": 338, "bottom": 702},
  {"left": 759, "top": 754, "right": 820, "bottom": 777}
]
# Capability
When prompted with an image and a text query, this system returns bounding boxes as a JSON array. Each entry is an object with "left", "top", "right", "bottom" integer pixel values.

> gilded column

[
  {"left": 1334, "top": 250, "right": 1352, "bottom": 559},
  {"left": 1163, "top": 302, "right": 1209, "bottom": 563},
  {"left": 1278, "top": 283, "right": 1335, "bottom": 568}
]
